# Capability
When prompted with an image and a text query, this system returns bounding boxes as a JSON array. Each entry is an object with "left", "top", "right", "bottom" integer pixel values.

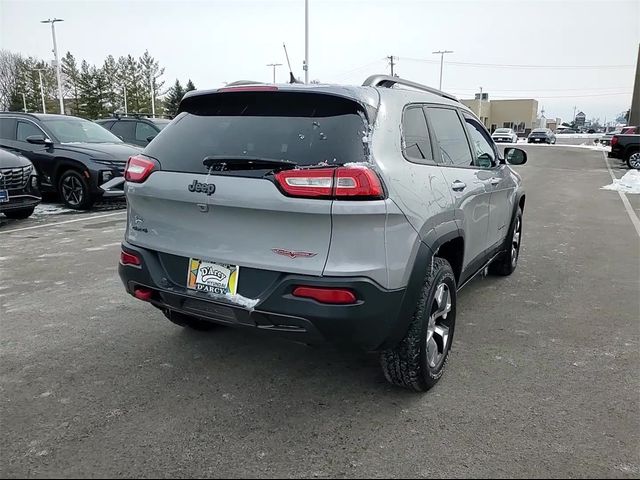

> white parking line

[
  {"left": 603, "top": 152, "right": 640, "bottom": 238},
  {"left": 0, "top": 211, "right": 126, "bottom": 235}
]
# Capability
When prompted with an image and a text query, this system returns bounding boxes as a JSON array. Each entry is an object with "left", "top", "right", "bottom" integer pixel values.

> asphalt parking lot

[{"left": 1, "top": 146, "right": 638, "bottom": 478}]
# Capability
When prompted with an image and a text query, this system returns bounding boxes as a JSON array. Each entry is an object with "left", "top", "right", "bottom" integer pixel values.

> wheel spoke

[
  {"left": 434, "top": 325, "right": 449, "bottom": 349},
  {"left": 426, "top": 336, "right": 439, "bottom": 368}
]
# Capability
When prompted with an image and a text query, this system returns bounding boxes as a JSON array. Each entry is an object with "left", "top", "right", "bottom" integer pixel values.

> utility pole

[
  {"left": 478, "top": 86, "right": 483, "bottom": 125},
  {"left": 304, "top": 0, "right": 309, "bottom": 83},
  {"left": 123, "top": 85, "right": 128, "bottom": 114},
  {"left": 21, "top": 93, "right": 27, "bottom": 113},
  {"left": 149, "top": 75, "right": 155, "bottom": 117},
  {"left": 35, "top": 68, "right": 47, "bottom": 114},
  {"left": 573, "top": 106, "right": 577, "bottom": 123},
  {"left": 267, "top": 63, "right": 282, "bottom": 83},
  {"left": 432, "top": 50, "right": 454, "bottom": 90},
  {"left": 41, "top": 18, "right": 65, "bottom": 115},
  {"left": 387, "top": 55, "right": 396, "bottom": 76}
]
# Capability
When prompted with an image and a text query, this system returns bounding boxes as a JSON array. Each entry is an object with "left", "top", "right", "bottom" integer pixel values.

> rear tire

[
  {"left": 163, "top": 310, "right": 217, "bottom": 331},
  {"left": 4, "top": 207, "right": 35, "bottom": 219},
  {"left": 626, "top": 151, "right": 640, "bottom": 170},
  {"left": 380, "top": 257, "right": 457, "bottom": 392},
  {"left": 489, "top": 207, "right": 523, "bottom": 276},
  {"left": 58, "top": 170, "right": 94, "bottom": 210}
]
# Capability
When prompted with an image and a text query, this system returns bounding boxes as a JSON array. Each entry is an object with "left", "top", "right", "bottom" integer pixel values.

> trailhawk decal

[{"left": 271, "top": 248, "right": 318, "bottom": 259}]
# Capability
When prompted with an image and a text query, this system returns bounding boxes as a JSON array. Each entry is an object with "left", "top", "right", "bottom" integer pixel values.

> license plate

[
  {"left": 0, "top": 190, "right": 8, "bottom": 203},
  {"left": 187, "top": 258, "right": 239, "bottom": 295}
]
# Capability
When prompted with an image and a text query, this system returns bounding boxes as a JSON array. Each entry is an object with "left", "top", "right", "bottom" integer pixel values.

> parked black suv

[
  {"left": 95, "top": 114, "right": 171, "bottom": 147},
  {"left": 0, "top": 148, "right": 41, "bottom": 219},
  {"left": 0, "top": 113, "right": 141, "bottom": 209}
]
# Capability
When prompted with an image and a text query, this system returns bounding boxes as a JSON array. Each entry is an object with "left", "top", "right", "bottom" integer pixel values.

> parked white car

[{"left": 492, "top": 128, "right": 519, "bottom": 143}]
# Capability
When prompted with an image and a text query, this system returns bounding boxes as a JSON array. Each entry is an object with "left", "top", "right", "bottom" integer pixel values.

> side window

[
  {"left": 0, "top": 118, "right": 17, "bottom": 140},
  {"left": 463, "top": 114, "right": 497, "bottom": 168},
  {"left": 110, "top": 121, "right": 135, "bottom": 140},
  {"left": 99, "top": 121, "right": 115, "bottom": 130},
  {"left": 425, "top": 107, "right": 473, "bottom": 167},
  {"left": 402, "top": 106, "right": 432, "bottom": 162},
  {"left": 17, "top": 121, "right": 43, "bottom": 142},
  {"left": 135, "top": 122, "right": 157, "bottom": 142}
]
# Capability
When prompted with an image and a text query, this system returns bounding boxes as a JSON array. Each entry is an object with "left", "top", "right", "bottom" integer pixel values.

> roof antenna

[{"left": 283, "top": 43, "right": 300, "bottom": 84}]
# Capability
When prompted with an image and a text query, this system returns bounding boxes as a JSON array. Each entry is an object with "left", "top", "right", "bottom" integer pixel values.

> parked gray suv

[{"left": 118, "top": 75, "right": 527, "bottom": 392}]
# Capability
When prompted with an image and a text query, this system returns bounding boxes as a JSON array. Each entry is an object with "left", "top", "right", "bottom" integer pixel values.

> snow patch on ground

[
  {"left": 601, "top": 170, "right": 640, "bottom": 194},
  {"left": 34, "top": 204, "right": 76, "bottom": 216}
]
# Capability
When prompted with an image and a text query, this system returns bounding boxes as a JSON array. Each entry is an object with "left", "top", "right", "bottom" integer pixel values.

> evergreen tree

[
  {"left": 185, "top": 79, "right": 196, "bottom": 92},
  {"left": 62, "top": 52, "right": 81, "bottom": 115},
  {"left": 139, "top": 50, "right": 165, "bottom": 114},
  {"left": 165, "top": 79, "right": 185, "bottom": 117}
]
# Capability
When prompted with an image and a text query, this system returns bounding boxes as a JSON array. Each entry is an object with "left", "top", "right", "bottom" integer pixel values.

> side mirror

[
  {"left": 26, "top": 135, "right": 53, "bottom": 146},
  {"left": 477, "top": 152, "right": 493, "bottom": 168},
  {"left": 146, "top": 135, "right": 157, "bottom": 143},
  {"left": 505, "top": 147, "right": 527, "bottom": 165}
]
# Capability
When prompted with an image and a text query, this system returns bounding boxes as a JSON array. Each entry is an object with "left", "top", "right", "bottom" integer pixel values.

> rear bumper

[
  {"left": 118, "top": 241, "right": 407, "bottom": 351},
  {"left": 609, "top": 146, "right": 624, "bottom": 160}
]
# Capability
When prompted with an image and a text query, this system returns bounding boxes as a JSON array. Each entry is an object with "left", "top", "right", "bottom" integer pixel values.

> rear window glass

[
  {"left": 146, "top": 92, "right": 372, "bottom": 173},
  {"left": 494, "top": 128, "right": 510, "bottom": 134}
]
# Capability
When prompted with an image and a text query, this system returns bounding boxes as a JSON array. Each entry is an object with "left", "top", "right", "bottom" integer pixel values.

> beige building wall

[
  {"left": 489, "top": 99, "right": 539, "bottom": 132},
  {"left": 462, "top": 98, "right": 539, "bottom": 133},
  {"left": 461, "top": 99, "right": 491, "bottom": 127}
]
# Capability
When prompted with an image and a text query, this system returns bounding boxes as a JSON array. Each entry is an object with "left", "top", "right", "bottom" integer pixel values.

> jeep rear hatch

[{"left": 126, "top": 90, "right": 374, "bottom": 279}]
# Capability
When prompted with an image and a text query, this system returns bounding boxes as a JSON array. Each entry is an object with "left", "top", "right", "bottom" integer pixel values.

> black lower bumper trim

[{"left": 119, "top": 241, "right": 408, "bottom": 350}]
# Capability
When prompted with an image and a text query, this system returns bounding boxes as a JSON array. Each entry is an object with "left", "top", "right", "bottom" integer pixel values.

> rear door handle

[
  {"left": 451, "top": 181, "right": 466, "bottom": 192},
  {"left": 490, "top": 178, "right": 501, "bottom": 186}
]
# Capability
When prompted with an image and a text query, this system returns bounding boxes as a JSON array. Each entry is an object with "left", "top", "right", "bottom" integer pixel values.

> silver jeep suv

[{"left": 119, "top": 75, "right": 527, "bottom": 392}]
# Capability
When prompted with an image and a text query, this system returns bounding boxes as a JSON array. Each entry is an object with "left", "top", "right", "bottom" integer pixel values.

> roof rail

[{"left": 362, "top": 74, "right": 459, "bottom": 102}]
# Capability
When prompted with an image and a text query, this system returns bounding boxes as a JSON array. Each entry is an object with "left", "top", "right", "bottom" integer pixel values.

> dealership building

[{"left": 461, "top": 94, "right": 539, "bottom": 135}]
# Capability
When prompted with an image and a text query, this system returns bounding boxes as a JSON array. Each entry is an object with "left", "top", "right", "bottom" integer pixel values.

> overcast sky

[{"left": 1, "top": 0, "right": 638, "bottom": 122}]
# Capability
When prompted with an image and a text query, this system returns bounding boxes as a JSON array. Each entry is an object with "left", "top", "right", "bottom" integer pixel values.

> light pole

[
  {"left": 432, "top": 50, "right": 454, "bottom": 90},
  {"left": 35, "top": 68, "right": 47, "bottom": 114},
  {"left": 123, "top": 85, "right": 128, "bottom": 114},
  {"left": 149, "top": 75, "right": 155, "bottom": 117},
  {"left": 41, "top": 18, "right": 65, "bottom": 115},
  {"left": 21, "top": 93, "right": 27, "bottom": 112},
  {"left": 266, "top": 63, "right": 282, "bottom": 83},
  {"left": 304, "top": 0, "right": 309, "bottom": 84}
]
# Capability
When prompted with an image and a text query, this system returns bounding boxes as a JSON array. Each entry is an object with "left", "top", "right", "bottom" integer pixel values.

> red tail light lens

[
  {"left": 120, "top": 250, "right": 141, "bottom": 267},
  {"left": 292, "top": 286, "right": 357, "bottom": 304},
  {"left": 125, "top": 155, "right": 158, "bottom": 183},
  {"left": 274, "top": 166, "right": 384, "bottom": 199},
  {"left": 334, "top": 166, "right": 384, "bottom": 198},
  {"left": 611, "top": 136, "right": 618, "bottom": 147},
  {"left": 274, "top": 168, "right": 335, "bottom": 198}
]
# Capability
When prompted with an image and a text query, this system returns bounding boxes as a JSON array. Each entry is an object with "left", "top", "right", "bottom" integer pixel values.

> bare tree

[{"left": 0, "top": 50, "right": 24, "bottom": 110}]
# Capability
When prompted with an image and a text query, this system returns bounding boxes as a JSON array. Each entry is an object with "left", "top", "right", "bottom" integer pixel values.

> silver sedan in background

[{"left": 491, "top": 128, "right": 519, "bottom": 143}]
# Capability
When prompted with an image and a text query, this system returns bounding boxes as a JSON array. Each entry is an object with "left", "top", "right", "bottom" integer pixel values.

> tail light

[
  {"left": 611, "top": 136, "right": 619, "bottom": 147},
  {"left": 292, "top": 286, "right": 357, "bottom": 304},
  {"left": 274, "top": 166, "right": 384, "bottom": 199},
  {"left": 125, "top": 155, "right": 159, "bottom": 183},
  {"left": 120, "top": 249, "right": 142, "bottom": 267}
]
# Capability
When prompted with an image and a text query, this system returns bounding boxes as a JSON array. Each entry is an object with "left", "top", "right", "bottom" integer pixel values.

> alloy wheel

[
  {"left": 511, "top": 216, "right": 522, "bottom": 268},
  {"left": 62, "top": 175, "right": 84, "bottom": 207},
  {"left": 629, "top": 152, "right": 640, "bottom": 169},
  {"left": 426, "top": 283, "right": 453, "bottom": 370}
]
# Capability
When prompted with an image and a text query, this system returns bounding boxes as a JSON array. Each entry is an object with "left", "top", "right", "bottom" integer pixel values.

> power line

[
  {"left": 401, "top": 57, "right": 634, "bottom": 69},
  {"left": 461, "top": 92, "right": 632, "bottom": 99}
]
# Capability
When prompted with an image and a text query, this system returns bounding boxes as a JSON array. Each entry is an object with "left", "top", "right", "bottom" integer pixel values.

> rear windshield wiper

[{"left": 203, "top": 155, "right": 297, "bottom": 172}]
